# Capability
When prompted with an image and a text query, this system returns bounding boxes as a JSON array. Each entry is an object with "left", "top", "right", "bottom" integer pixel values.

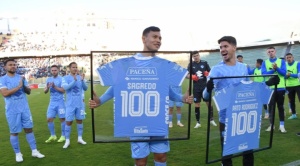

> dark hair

[
  {"left": 191, "top": 51, "right": 199, "bottom": 55},
  {"left": 285, "top": 53, "right": 293, "bottom": 56},
  {"left": 4, "top": 58, "right": 15, "bottom": 66},
  {"left": 142, "top": 26, "right": 160, "bottom": 36},
  {"left": 68, "top": 62, "right": 77, "bottom": 68},
  {"left": 267, "top": 46, "right": 275, "bottom": 50},
  {"left": 237, "top": 55, "right": 243, "bottom": 58},
  {"left": 218, "top": 36, "right": 237, "bottom": 46},
  {"left": 256, "top": 59, "right": 263, "bottom": 65},
  {"left": 51, "top": 65, "right": 59, "bottom": 69}
]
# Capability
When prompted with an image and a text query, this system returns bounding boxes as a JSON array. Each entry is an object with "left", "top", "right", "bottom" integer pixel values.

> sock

[
  {"left": 169, "top": 115, "right": 173, "bottom": 123},
  {"left": 280, "top": 121, "right": 284, "bottom": 127},
  {"left": 65, "top": 125, "right": 71, "bottom": 139},
  {"left": 154, "top": 160, "right": 167, "bottom": 166},
  {"left": 177, "top": 113, "right": 182, "bottom": 122},
  {"left": 10, "top": 135, "right": 20, "bottom": 153},
  {"left": 61, "top": 121, "right": 66, "bottom": 137},
  {"left": 289, "top": 103, "right": 291, "bottom": 109},
  {"left": 195, "top": 107, "right": 200, "bottom": 123},
  {"left": 77, "top": 124, "right": 83, "bottom": 137},
  {"left": 48, "top": 122, "right": 55, "bottom": 136},
  {"left": 26, "top": 132, "right": 37, "bottom": 150}
]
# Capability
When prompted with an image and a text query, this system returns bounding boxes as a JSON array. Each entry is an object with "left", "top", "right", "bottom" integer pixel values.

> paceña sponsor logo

[
  {"left": 236, "top": 90, "right": 255, "bottom": 99},
  {"left": 127, "top": 67, "right": 157, "bottom": 76}
]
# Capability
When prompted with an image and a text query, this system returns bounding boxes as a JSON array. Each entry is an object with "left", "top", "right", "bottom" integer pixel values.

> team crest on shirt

[{"left": 201, "top": 65, "right": 204, "bottom": 68}]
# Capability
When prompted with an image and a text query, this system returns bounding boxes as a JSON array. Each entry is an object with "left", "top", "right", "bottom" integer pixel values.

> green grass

[{"left": 0, "top": 80, "right": 300, "bottom": 166}]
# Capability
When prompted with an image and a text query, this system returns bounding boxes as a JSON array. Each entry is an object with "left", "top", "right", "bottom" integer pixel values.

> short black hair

[
  {"left": 218, "top": 36, "right": 237, "bottom": 46},
  {"left": 142, "top": 26, "right": 160, "bottom": 36},
  {"left": 4, "top": 58, "right": 15, "bottom": 66},
  {"left": 256, "top": 59, "right": 263, "bottom": 65},
  {"left": 267, "top": 46, "right": 275, "bottom": 50},
  {"left": 51, "top": 65, "right": 59, "bottom": 69},
  {"left": 191, "top": 51, "right": 199, "bottom": 55},
  {"left": 285, "top": 53, "right": 293, "bottom": 56},
  {"left": 68, "top": 62, "right": 77, "bottom": 68},
  {"left": 237, "top": 55, "right": 243, "bottom": 58}
]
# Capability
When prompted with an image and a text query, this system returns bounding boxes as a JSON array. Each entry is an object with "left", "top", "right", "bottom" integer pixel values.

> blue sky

[{"left": 1, "top": 0, "right": 300, "bottom": 49}]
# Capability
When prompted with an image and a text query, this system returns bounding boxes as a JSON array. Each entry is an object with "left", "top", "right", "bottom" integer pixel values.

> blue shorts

[
  {"left": 6, "top": 111, "right": 33, "bottom": 133},
  {"left": 47, "top": 100, "right": 66, "bottom": 119},
  {"left": 169, "top": 100, "right": 183, "bottom": 107},
  {"left": 130, "top": 136, "right": 170, "bottom": 159},
  {"left": 65, "top": 106, "right": 85, "bottom": 121}
]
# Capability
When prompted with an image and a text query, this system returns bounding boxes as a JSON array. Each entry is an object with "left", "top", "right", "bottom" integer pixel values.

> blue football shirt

[
  {"left": 62, "top": 74, "right": 88, "bottom": 108},
  {"left": 97, "top": 53, "right": 188, "bottom": 137},
  {"left": 0, "top": 74, "right": 30, "bottom": 114},
  {"left": 46, "top": 76, "right": 64, "bottom": 101},
  {"left": 213, "top": 81, "right": 273, "bottom": 156}
]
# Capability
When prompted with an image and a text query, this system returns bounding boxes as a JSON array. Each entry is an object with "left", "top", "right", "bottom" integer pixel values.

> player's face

[
  {"left": 51, "top": 67, "right": 59, "bottom": 77},
  {"left": 237, "top": 57, "right": 243, "bottom": 63},
  {"left": 192, "top": 53, "right": 200, "bottom": 62},
  {"left": 267, "top": 48, "right": 276, "bottom": 59},
  {"left": 69, "top": 64, "right": 78, "bottom": 75},
  {"left": 285, "top": 55, "right": 293, "bottom": 63},
  {"left": 5, "top": 61, "right": 17, "bottom": 74},
  {"left": 142, "top": 31, "right": 161, "bottom": 51},
  {"left": 219, "top": 41, "right": 236, "bottom": 62},
  {"left": 255, "top": 62, "right": 261, "bottom": 68}
]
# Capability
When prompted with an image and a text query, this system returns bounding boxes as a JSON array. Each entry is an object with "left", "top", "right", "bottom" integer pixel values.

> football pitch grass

[{"left": 0, "top": 81, "right": 300, "bottom": 166}]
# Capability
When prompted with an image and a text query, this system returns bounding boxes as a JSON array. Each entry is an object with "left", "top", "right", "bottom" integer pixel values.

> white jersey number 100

[{"left": 121, "top": 91, "right": 160, "bottom": 117}]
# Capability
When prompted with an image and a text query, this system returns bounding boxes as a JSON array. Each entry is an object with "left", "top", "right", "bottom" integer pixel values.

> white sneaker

[
  {"left": 32, "top": 150, "right": 45, "bottom": 158},
  {"left": 63, "top": 139, "right": 70, "bottom": 149},
  {"left": 169, "top": 122, "right": 173, "bottom": 128},
  {"left": 177, "top": 122, "right": 184, "bottom": 127},
  {"left": 16, "top": 153, "right": 23, "bottom": 162},
  {"left": 210, "top": 120, "right": 217, "bottom": 127},
  {"left": 194, "top": 123, "right": 201, "bottom": 128},
  {"left": 279, "top": 126, "right": 287, "bottom": 133},
  {"left": 78, "top": 138, "right": 87, "bottom": 145},
  {"left": 266, "top": 125, "right": 275, "bottom": 132}
]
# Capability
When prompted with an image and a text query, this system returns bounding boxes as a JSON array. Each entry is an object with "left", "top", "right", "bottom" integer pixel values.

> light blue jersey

[
  {"left": 0, "top": 74, "right": 33, "bottom": 133},
  {"left": 62, "top": 74, "right": 88, "bottom": 121},
  {"left": 213, "top": 81, "right": 273, "bottom": 156},
  {"left": 208, "top": 62, "right": 248, "bottom": 124},
  {"left": 0, "top": 74, "right": 30, "bottom": 114},
  {"left": 46, "top": 76, "right": 64, "bottom": 101},
  {"left": 46, "top": 76, "right": 65, "bottom": 119},
  {"left": 97, "top": 53, "right": 187, "bottom": 137}
]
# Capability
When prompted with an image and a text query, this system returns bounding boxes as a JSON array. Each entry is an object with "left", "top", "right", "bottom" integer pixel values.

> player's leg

[
  {"left": 7, "top": 113, "right": 23, "bottom": 162},
  {"left": 242, "top": 150, "right": 254, "bottom": 166},
  {"left": 266, "top": 93, "right": 275, "bottom": 131},
  {"left": 287, "top": 87, "right": 297, "bottom": 119},
  {"left": 193, "top": 91, "right": 201, "bottom": 128},
  {"left": 175, "top": 102, "right": 184, "bottom": 127},
  {"left": 168, "top": 101, "right": 174, "bottom": 128},
  {"left": 131, "top": 137, "right": 150, "bottom": 166},
  {"left": 63, "top": 107, "right": 75, "bottom": 148},
  {"left": 22, "top": 110, "right": 45, "bottom": 159},
  {"left": 204, "top": 102, "right": 217, "bottom": 127},
  {"left": 263, "top": 104, "right": 269, "bottom": 119},
  {"left": 150, "top": 136, "right": 169, "bottom": 166},
  {"left": 57, "top": 101, "right": 66, "bottom": 142},
  {"left": 277, "top": 91, "right": 286, "bottom": 133},
  {"left": 219, "top": 122, "right": 233, "bottom": 166},
  {"left": 75, "top": 106, "right": 86, "bottom": 144},
  {"left": 45, "top": 104, "right": 57, "bottom": 143}
]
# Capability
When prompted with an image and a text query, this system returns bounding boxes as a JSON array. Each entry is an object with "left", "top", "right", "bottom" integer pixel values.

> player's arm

[
  {"left": 89, "top": 86, "right": 114, "bottom": 108},
  {"left": 53, "top": 84, "right": 65, "bottom": 93},
  {"left": 81, "top": 80, "right": 88, "bottom": 91},
  {"left": 261, "top": 61, "right": 274, "bottom": 74},
  {"left": 44, "top": 81, "right": 51, "bottom": 94},
  {"left": 290, "top": 62, "right": 300, "bottom": 78},
  {"left": 275, "top": 60, "right": 287, "bottom": 76},
  {"left": 62, "top": 77, "right": 76, "bottom": 90},
  {"left": 0, "top": 79, "right": 23, "bottom": 97}
]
